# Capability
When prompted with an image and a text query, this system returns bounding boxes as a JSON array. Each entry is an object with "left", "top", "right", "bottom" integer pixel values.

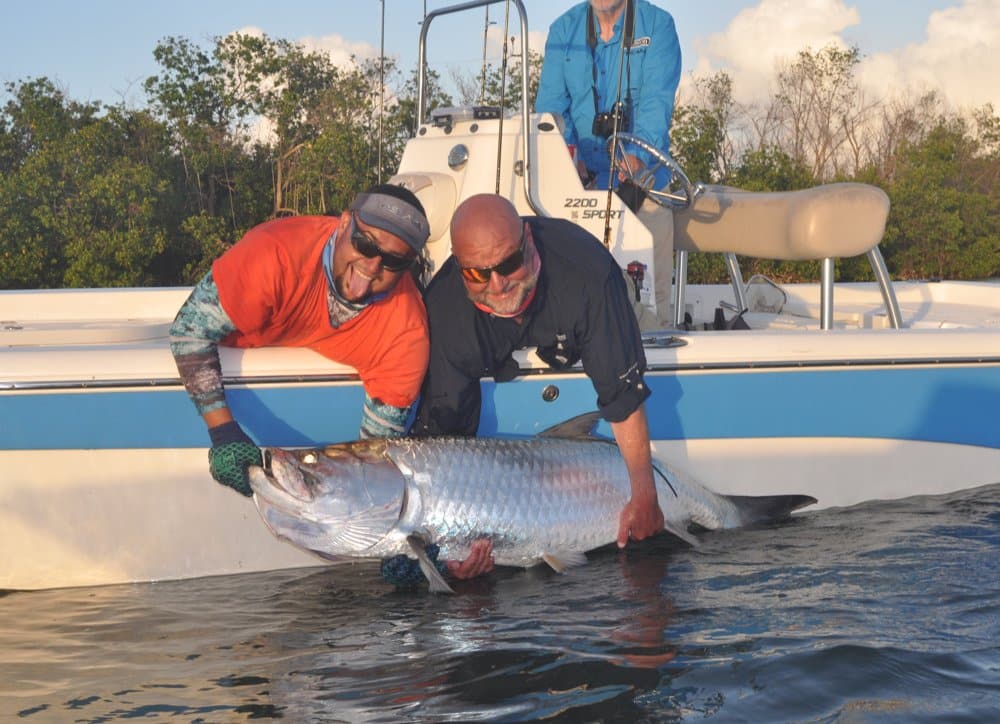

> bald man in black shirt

[{"left": 411, "top": 194, "right": 664, "bottom": 578}]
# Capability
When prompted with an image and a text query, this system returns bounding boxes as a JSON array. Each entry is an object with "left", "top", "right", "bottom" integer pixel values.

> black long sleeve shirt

[{"left": 412, "top": 216, "right": 650, "bottom": 437}]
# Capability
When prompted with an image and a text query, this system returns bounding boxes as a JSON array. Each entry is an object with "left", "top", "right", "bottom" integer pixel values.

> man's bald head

[{"left": 450, "top": 194, "right": 522, "bottom": 267}]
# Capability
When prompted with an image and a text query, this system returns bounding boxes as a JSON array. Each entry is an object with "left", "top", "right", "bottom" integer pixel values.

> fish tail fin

[{"left": 726, "top": 494, "right": 817, "bottom": 525}]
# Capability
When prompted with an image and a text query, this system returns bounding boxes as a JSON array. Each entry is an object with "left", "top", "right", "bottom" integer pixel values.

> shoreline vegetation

[{"left": 1, "top": 35, "right": 997, "bottom": 290}]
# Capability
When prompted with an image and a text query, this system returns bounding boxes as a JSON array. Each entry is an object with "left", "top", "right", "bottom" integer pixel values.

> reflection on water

[{"left": 2, "top": 483, "right": 998, "bottom": 721}]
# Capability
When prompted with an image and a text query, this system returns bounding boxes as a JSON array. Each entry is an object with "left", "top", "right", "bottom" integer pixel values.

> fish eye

[{"left": 303, "top": 452, "right": 318, "bottom": 465}]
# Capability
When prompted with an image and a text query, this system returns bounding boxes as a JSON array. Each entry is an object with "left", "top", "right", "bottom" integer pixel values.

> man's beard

[{"left": 467, "top": 275, "right": 537, "bottom": 317}]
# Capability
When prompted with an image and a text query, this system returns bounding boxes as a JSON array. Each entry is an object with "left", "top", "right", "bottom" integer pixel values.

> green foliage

[
  {"left": 0, "top": 79, "right": 175, "bottom": 288},
  {"left": 0, "top": 32, "right": 996, "bottom": 289},
  {"left": 730, "top": 146, "right": 815, "bottom": 191},
  {"left": 451, "top": 47, "right": 542, "bottom": 111},
  {"left": 176, "top": 213, "right": 235, "bottom": 285},
  {"left": 883, "top": 118, "right": 1000, "bottom": 280},
  {"left": 389, "top": 65, "right": 453, "bottom": 151},
  {"left": 670, "top": 72, "right": 734, "bottom": 183},
  {"left": 480, "top": 49, "right": 543, "bottom": 110}
]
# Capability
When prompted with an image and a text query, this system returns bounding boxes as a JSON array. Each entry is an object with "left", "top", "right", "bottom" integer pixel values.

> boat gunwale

[{"left": 4, "top": 354, "right": 997, "bottom": 392}]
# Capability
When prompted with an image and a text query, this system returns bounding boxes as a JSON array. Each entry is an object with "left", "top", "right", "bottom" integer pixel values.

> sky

[{"left": 1, "top": 0, "right": 997, "bottom": 113}]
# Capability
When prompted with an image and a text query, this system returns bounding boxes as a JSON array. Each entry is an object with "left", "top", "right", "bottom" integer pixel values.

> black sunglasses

[
  {"left": 349, "top": 217, "right": 415, "bottom": 272},
  {"left": 460, "top": 227, "right": 527, "bottom": 284}
]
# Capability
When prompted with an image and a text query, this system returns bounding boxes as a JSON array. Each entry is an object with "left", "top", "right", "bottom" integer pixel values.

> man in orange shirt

[{"left": 169, "top": 184, "right": 430, "bottom": 496}]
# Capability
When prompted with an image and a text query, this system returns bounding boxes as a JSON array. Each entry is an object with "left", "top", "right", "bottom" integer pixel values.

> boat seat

[
  {"left": 669, "top": 182, "right": 900, "bottom": 330},
  {"left": 673, "top": 182, "right": 889, "bottom": 261}
]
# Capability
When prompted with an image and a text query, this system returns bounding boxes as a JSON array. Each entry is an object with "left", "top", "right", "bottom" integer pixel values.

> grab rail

[{"left": 415, "top": 0, "right": 544, "bottom": 216}]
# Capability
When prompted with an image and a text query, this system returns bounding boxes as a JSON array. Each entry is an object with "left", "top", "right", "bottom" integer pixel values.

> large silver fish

[{"left": 249, "top": 414, "right": 816, "bottom": 593}]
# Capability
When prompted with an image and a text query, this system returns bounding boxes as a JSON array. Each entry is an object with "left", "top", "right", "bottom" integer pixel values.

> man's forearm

[
  {"left": 609, "top": 405, "right": 657, "bottom": 501},
  {"left": 169, "top": 272, "right": 237, "bottom": 419},
  {"left": 610, "top": 404, "right": 664, "bottom": 545}
]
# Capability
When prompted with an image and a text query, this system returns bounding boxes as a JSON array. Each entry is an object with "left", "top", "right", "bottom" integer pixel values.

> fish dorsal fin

[
  {"left": 539, "top": 412, "right": 605, "bottom": 440},
  {"left": 541, "top": 550, "right": 589, "bottom": 572}
]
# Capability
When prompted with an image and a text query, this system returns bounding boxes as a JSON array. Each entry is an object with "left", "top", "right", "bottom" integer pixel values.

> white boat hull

[
  {"left": 2, "top": 434, "right": 996, "bottom": 591},
  {"left": 2, "top": 281, "right": 997, "bottom": 590},
  {"left": 3, "top": 85, "right": 998, "bottom": 589}
]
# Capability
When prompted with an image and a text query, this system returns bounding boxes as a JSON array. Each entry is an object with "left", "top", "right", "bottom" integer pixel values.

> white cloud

[
  {"left": 232, "top": 24, "right": 381, "bottom": 69},
  {"left": 858, "top": 0, "right": 1000, "bottom": 111},
  {"left": 297, "top": 32, "right": 382, "bottom": 69},
  {"left": 225, "top": 26, "right": 383, "bottom": 146},
  {"left": 690, "top": 0, "right": 860, "bottom": 103},
  {"left": 484, "top": 24, "right": 547, "bottom": 60},
  {"left": 688, "top": 0, "right": 999, "bottom": 113}
]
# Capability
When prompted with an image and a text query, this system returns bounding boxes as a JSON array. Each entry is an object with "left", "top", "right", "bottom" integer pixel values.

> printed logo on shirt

[{"left": 629, "top": 36, "right": 650, "bottom": 49}]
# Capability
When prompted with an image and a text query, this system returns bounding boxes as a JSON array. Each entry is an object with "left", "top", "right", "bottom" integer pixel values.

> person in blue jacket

[
  {"left": 535, "top": 0, "right": 681, "bottom": 192},
  {"left": 536, "top": 0, "right": 681, "bottom": 327}
]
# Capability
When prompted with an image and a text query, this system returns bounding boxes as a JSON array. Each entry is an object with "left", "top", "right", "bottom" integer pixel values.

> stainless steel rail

[{"left": 415, "top": 0, "right": 544, "bottom": 215}]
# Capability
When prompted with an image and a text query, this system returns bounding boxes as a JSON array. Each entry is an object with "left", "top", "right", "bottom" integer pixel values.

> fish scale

[{"left": 382, "top": 437, "right": 641, "bottom": 566}]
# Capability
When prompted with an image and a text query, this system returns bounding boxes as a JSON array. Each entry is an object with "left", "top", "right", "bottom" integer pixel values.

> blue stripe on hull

[
  {"left": 484, "top": 365, "right": 999, "bottom": 449},
  {"left": 2, "top": 365, "right": 998, "bottom": 450},
  {"left": 1, "top": 385, "right": 365, "bottom": 450}
]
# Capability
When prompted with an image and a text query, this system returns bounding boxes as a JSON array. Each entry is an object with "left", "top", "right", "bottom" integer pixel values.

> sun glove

[{"left": 207, "top": 421, "right": 261, "bottom": 497}]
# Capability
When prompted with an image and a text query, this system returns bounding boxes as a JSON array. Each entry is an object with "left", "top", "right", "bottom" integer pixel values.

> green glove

[{"left": 207, "top": 421, "right": 262, "bottom": 497}]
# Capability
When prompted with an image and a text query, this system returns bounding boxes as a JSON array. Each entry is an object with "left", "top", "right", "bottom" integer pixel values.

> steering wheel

[{"left": 607, "top": 133, "right": 698, "bottom": 209}]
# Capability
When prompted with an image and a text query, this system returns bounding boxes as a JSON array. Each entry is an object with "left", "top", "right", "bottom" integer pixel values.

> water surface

[{"left": 3, "top": 483, "right": 998, "bottom": 721}]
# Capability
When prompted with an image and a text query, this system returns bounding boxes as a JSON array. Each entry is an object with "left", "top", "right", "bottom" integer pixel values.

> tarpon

[{"left": 249, "top": 414, "right": 816, "bottom": 593}]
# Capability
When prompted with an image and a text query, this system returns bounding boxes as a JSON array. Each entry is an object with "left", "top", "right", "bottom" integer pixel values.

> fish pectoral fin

[
  {"left": 406, "top": 535, "right": 455, "bottom": 594},
  {"left": 541, "top": 550, "right": 589, "bottom": 573},
  {"left": 664, "top": 520, "right": 701, "bottom": 548}
]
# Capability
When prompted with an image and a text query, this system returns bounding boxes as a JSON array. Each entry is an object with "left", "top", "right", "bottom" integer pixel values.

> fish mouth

[
  {"left": 260, "top": 449, "right": 284, "bottom": 490},
  {"left": 249, "top": 448, "right": 313, "bottom": 505}
]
